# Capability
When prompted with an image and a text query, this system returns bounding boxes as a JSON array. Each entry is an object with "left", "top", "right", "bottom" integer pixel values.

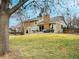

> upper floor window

[
  {"left": 35, "top": 21, "right": 37, "bottom": 24},
  {"left": 0, "top": 0, "right": 1, "bottom": 4}
]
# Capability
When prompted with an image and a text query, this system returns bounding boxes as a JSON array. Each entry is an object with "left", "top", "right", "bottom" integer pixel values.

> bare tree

[
  {"left": 0, "top": 0, "right": 29, "bottom": 55},
  {"left": 71, "top": 15, "right": 79, "bottom": 29},
  {"left": 16, "top": 9, "right": 27, "bottom": 35},
  {"left": 24, "top": 0, "right": 60, "bottom": 30},
  {"left": 17, "top": 0, "right": 78, "bottom": 31}
]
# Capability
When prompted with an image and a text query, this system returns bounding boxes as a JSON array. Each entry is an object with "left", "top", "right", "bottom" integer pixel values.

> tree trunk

[{"left": 0, "top": 11, "right": 9, "bottom": 55}]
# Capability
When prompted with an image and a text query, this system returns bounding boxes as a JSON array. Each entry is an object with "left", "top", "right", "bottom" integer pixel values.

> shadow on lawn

[{"left": 0, "top": 49, "right": 22, "bottom": 59}]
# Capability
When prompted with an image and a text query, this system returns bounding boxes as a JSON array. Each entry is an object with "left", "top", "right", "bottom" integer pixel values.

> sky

[{"left": 9, "top": 0, "right": 79, "bottom": 27}]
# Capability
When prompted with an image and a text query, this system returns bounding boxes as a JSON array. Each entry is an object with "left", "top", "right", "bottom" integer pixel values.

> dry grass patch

[{"left": 9, "top": 33, "right": 79, "bottom": 59}]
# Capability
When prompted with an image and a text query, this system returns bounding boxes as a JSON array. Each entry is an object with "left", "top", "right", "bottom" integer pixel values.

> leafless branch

[{"left": 9, "top": 0, "right": 29, "bottom": 15}]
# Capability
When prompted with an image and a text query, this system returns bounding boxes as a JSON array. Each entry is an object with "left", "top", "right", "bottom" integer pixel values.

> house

[
  {"left": 37, "top": 16, "right": 66, "bottom": 33},
  {"left": 16, "top": 16, "right": 66, "bottom": 34},
  {"left": 9, "top": 26, "right": 17, "bottom": 34},
  {"left": 21, "top": 19, "right": 39, "bottom": 34}
]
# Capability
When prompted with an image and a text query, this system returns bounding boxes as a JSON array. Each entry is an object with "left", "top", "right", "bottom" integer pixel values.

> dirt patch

[{"left": 0, "top": 49, "right": 22, "bottom": 59}]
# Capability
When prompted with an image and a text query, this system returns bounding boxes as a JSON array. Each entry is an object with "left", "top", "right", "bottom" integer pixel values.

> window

[
  {"left": 0, "top": 0, "right": 1, "bottom": 4},
  {"left": 35, "top": 22, "right": 37, "bottom": 24},
  {"left": 61, "top": 25, "right": 63, "bottom": 29}
]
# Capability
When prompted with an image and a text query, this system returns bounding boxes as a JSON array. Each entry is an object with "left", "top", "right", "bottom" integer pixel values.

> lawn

[{"left": 9, "top": 33, "right": 79, "bottom": 59}]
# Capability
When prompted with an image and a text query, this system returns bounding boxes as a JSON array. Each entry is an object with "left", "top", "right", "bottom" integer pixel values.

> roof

[
  {"left": 22, "top": 17, "right": 42, "bottom": 23},
  {"left": 23, "top": 19, "right": 38, "bottom": 23},
  {"left": 16, "top": 16, "right": 66, "bottom": 28},
  {"left": 37, "top": 16, "right": 65, "bottom": 25},
  {"left": 50, "top": 16, "right": 64, "bottom": 23}
]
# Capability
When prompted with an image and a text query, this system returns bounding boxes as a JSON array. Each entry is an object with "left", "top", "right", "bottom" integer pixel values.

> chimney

[{"left": 43, "top": 15, "right": 50, "bottom": 30}]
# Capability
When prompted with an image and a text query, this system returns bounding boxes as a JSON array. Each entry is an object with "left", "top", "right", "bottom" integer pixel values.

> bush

[
  {"left": 42, "top": 28, "right": 54, "bottom": 33},
  {"left": 42, "top": 29, "right": 50, "bottom": 33}
]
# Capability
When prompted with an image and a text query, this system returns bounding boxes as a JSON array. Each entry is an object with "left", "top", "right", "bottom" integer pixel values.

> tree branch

[{"left": 9, "top": 0, "right": 29, "bottom": 15}]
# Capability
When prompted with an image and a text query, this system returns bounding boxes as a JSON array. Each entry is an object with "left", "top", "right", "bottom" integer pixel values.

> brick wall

[
  {"left": 23, "top": 20, "right": 37, "bottom": 29},
  {"left": 43, "top": 15, "right": 50, "bottom": 29}
]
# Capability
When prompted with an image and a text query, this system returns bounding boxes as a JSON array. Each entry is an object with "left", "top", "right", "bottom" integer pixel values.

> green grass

[{"left": 9, "top": 33, "right": 79, "bottom": 59}]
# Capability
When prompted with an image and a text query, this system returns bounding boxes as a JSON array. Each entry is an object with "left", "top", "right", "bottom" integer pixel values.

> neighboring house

[
  {"left": 9, "top": 26, "right": 17, "bottom": 34},
  {"left": 16, "top": 16, "right": 66, "bottom": 34}
]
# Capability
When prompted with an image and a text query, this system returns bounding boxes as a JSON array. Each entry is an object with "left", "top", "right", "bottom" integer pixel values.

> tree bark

[
  {"left": 0, "top": 0, "right": 29, "bottom": 56},
  {"left": 0, "top": 11, "right": 9, "bottom": 55}
]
